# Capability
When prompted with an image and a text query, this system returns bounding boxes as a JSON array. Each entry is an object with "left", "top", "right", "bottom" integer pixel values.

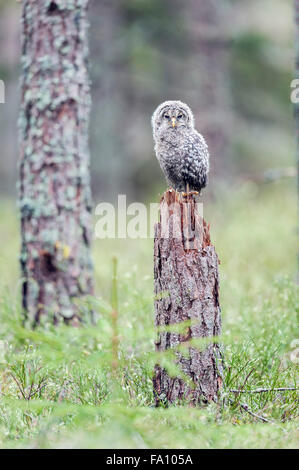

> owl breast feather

[{"left": 157, "top": 130, "right": 209, "bottom": 192}]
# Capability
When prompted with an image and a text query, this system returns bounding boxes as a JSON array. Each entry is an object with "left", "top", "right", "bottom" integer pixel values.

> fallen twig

[
  {"left": 228, "top": 398, "right": 272, "bottom": 423},
  {"left": 230, "top": 387, "right": 297, "bottom": 394},
  {"left": 239, "top": 402, "right": 272, "bottom": 423}
]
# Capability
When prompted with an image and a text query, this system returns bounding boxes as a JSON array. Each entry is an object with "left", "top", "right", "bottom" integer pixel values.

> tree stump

[
  {"left": 153, "top": 189, "right": 223, "bottom": 406},
  {"left": 18, "top": 1, "right": 94, "bottom": 326}
]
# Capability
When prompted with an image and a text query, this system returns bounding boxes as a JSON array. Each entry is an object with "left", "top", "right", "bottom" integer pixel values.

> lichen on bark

[
  {"left": 18, "top": 0, "right": 94, "bottom": 326},
  {"left": 153, "top": 190, "right": 224, "bottom": 406}
]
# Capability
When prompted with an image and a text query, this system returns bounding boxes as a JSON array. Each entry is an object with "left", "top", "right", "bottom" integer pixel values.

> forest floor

[{"left": 0, "top": 179, "right": 298, "bottom": 449}]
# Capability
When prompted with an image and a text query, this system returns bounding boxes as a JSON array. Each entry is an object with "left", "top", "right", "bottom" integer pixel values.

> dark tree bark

[
  {"left": 185, "top": 0, "right": 232, "bottom": 179},
  {"left": 295, "top": 0, "right": 299, "bottom": 281},
  {"left": 18, "top": 0, "right": 94, "bottom": 326},
  {"left": 89, "top": 0, "right": 126, "bottom": 198},
  {"left": 153, "top": 190, "right": 223, "bottom": 406}
]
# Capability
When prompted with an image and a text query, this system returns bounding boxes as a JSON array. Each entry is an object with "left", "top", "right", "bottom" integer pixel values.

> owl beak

[{"left": 171, "top": 117, "right": 176, "bottom": 128}]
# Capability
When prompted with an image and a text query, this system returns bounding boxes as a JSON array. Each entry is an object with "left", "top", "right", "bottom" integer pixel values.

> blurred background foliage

[{"left": 0, "top": 0, "right": 295, "bottom": 202}]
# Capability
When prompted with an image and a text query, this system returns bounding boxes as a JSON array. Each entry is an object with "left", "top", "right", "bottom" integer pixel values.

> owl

[{"left": 152, "top": 100, "right": 209, "bottom": 193}]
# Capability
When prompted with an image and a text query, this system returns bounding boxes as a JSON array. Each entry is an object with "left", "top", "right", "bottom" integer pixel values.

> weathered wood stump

[{"left": 153, "top": 189, "right": 223, "bottom": 406}]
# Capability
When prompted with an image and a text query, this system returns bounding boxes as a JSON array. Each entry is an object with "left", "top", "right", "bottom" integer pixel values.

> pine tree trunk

[
  {"left": 186, "top": 0, "right": 232, "bottom": 179},
  {"left": 153, "top": 190, "right": 224, "bottom": 406},
  {"left": 18, "top": 0, "right": 93, "bottom": 326}
]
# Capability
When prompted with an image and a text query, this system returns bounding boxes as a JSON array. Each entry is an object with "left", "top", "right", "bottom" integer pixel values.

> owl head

[{"left": 152, "top": 100, "right": 194, "bottom": 140}]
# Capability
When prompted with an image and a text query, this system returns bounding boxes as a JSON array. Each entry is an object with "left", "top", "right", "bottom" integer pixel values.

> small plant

[{"left": 9, "top": 351, "right": 47, "bottom": 401}]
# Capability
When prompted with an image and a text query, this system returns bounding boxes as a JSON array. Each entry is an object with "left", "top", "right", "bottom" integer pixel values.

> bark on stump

[
  {"left": 18, "top": 0, "right": 93, "bottom": 326},
  {"left": 153, "top": 190, "right": 223, "bottom": 406}
]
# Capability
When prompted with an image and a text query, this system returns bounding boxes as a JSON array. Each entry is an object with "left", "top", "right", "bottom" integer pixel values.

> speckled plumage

[{"left": 152, "top": 100, "right": 209, "bottom": 192}]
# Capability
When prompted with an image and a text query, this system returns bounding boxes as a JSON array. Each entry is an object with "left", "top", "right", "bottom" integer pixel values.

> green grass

[{"left": 0, "top": 180, "right": 298, "bottom": 449}]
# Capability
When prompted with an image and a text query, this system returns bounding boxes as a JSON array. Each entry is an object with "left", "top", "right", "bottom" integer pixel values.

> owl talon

[{"left": 181, "top": 191, "right": 198, "bottom": 196}]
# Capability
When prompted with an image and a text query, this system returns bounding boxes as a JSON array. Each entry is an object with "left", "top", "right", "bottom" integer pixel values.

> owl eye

[
  {"left": 164, "top": 114, "right": 170, "bottom": 120},
  {"left": 177, "top": 114, "right": 183, "bottom": 119}
]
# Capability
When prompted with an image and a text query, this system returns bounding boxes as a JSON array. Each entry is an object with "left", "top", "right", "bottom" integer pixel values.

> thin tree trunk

[
  {"left": 295, "top": 0, "right": 299, "bottom": 281},
  {"left": 18, "top": 0, "right": 93, "bottom": 326},
  {"left": 89, "top": 0, "right": 125, "bottom": 198},
  {"left": 186, "top": 0, "right": 232, "bottom": 179},
  {"left": 153, "top": 190, "right": 223, "bottom": 406}
]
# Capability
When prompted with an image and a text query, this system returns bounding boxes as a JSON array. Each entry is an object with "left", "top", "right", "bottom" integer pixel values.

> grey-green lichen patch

[
  {"left": 31, "top": 249, "right": 39, "bottom": 259},
  {"left": 39, "top": 229, "right": 59, "bottom": 246},
  {"left": 61, "top": 308, "right": 75, "bottom": 319},
  {"left": 44, "top": 283, "right": 56, "bottom": 295},
  {"left": 27, "top": 277, "right": 40, "bottom": 302}
]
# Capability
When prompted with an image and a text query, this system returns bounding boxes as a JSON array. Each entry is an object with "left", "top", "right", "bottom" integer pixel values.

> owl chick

[{"left": 152, "top": 100, "right": 209, "bottom": 193}]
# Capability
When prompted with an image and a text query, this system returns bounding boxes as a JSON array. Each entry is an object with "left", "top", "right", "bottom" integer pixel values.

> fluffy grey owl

[{"left": 152, "top": 100, "right": 209, "bottom": 193}]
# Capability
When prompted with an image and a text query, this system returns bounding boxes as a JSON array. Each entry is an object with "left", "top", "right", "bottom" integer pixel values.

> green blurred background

[{"left": 0, "top": 0, "right": 295, "bottom": 202}]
